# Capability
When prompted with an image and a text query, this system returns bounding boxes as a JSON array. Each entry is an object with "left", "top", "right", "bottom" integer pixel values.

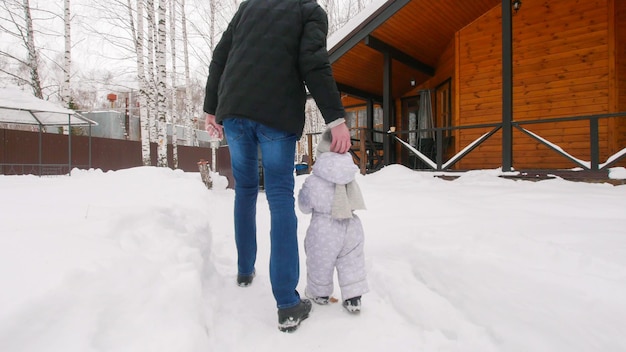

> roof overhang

[{"left": 328, "top": 0, "right": 501, "bottom": 103}]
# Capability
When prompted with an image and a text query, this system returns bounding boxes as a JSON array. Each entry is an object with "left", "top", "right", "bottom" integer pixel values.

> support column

[
  {"left": 366, "top": 98, "right": 374, "bottom": 144},
  {"left": 383, "top": 52, "right": 392, "bottom": 165},
  {"left": 502, "top": 0, "right": 513, "bottom": 171}
]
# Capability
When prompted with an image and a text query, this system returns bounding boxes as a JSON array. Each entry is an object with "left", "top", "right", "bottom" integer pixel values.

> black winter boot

[
  {"left": 236, "top": 270, "right": 255, "bottom": 287},
  {"left": 277, "top": 299, "right": 312, "bottom": 332},
  {"left": 342, "top": 296, "right": 361, "bottom": 313}
]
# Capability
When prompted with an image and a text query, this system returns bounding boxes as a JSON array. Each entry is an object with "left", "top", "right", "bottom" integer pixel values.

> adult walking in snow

[
  {"left": 298, "top": 129, "right": 369, "bottom": 313},
  {"left": 203, "top": 0, "right": 351, "bottom": 332}
]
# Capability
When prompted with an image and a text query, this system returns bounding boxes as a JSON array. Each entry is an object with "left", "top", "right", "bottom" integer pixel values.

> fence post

[{"left": 197, "top": 159, "right": 212, "bottom": 189}]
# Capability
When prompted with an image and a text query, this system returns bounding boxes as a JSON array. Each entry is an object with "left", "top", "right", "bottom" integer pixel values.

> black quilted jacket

[{"left": 203, "top": 0, "right": 345, "bottom": 136}]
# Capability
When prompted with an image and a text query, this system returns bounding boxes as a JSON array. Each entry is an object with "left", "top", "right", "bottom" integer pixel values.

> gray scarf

[
  {"left": 331, "top": 179, "right": 366, "bottom": 219},
  {"left": 316, "top": 128, "right": 366, "bottom": 219}
]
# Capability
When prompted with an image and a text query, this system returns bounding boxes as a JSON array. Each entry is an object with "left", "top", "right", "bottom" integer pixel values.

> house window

[
  {"left": 403, "top": 96, "right": 419, "bottom": 147},
  {"left": 345, "top": 110, "right": 358, "bottom": 136},
  {"left": 372, "top": 107, "right": 383, "bottom": 143},
  {"left": 345, "top": 106, "right": 383, "bottom": 141},
  {"left": 435, "top": 78, "right": 452, "bottom": 142}
]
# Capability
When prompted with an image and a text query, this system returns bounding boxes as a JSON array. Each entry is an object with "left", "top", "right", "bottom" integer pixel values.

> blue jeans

[{"left": 222, "top": 117, "right": 301, "bottom": 309}]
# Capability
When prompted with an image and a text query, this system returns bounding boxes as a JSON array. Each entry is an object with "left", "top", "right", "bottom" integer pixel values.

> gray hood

[{"left": 311, "top": 152, "right": 358, "bottom": 185}]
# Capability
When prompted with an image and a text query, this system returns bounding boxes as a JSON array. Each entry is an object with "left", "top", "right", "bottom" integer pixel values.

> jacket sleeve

[
  {"left": 203, "top": 3, "right": 246, "bottom": 115},
  {"left": 298, "top": 1, "right": 345, "bottom": 125}
]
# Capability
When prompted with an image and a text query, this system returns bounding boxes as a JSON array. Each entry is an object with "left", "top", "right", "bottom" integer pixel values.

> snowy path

[
  {"left": 203, "top": 167, "right": 626, "bottom": 351},
  {"left": 1, "top": 166, "right": 625, "bottom": 352}
]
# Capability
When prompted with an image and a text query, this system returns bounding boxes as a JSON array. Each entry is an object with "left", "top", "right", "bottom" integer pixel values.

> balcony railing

[
  {"left": 392, "top": 112, "right": 626, "bottom": 173},
  {"left": 306, "top": 112, "right": 626, "bottom": 175}
]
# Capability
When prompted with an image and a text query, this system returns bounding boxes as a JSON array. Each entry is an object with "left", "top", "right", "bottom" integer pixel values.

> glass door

[{"left": 401, "top": 96, "right": 419, "bottom": 168}]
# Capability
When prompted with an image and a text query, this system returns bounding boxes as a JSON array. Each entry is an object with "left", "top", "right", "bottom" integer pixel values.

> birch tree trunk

[
  {"left": 129, "top": 0, "right": 152, "bottom": 165},
  {"left": 146, "top": 0, "right": 158, "bottom": 143},
  {"left": 209, "top": 0, "right": 216, "bottom": 51},
  {"left": 62, "top": 0, "right": 71, "bottom": 107},
  {"left": 180, "top": 0, "right": 196, "bottom": 146},
  {"left": 155, "top": 0, "right": 168, "bottom": 167},
  {"left": 23, "top": 0, "right": 43, "bottom": 99},
  {"left": 169, "top": 0, "right": 178, "bottom": 168}
]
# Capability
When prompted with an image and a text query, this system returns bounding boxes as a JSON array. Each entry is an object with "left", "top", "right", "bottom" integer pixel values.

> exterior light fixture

[
  {"left": 512, "top": 0, "right": 522, "bottom": 14},
  {"left": 410, "top": 78, "right": 416, "bottom": 87}
]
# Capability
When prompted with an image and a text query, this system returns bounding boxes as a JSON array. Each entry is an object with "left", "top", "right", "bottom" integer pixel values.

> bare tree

[
  {"left": 185, "top": 0, "right": 240, "bottom": 74},
  {"left": 23, "top": 0, "right": 42, "bottom": 98},
  {"left": 61, "top": 0, "right": 71, "bottom": 107},
  {"left": 128, "top": 0, "right": 151, "bottom": 165},
  {"left": 0, "top": 2, "right": 28, "bottom": 87},
  {"left": 72, "top": 85, "right": 99, "bottom": 110},
  {"left": 319, "top": 0, "right": 371, "bottom": 35},
  {"left": 0, "top": 0, "right": 44, "bottom": 97},
  {"left": 155, "top": 0, "right": 168, "bottom": 167},
  {"left": 180, "top": 0, "right": 196, "bottom": 146},
  {"left": 170, "top": 0, "right": 178, "bottom": 167},
  {"left": 73, "top": 0, "right": 147, "bottom": 111},
  {"left": 209, "top": 0, "right": 217, "bottom": 51},
  {"left": 145, "top": 0, "right": 158, "bottom": 143}
]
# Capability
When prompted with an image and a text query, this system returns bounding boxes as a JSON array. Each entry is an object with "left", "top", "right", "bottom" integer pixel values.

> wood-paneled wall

[
  {"left": 616, "top": 0, "right": 626, "bottom": 154},
  {"left": 456, "top": 0, "right": 621, "bottom": 169}
]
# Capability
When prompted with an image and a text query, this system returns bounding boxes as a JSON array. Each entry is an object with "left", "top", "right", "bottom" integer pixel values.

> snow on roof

[
  {"left": 327, "top": 0, "right": 391, "bottom": 50},
  {"left": 0, "top": 87, "right": 96, "bottom": 126}
]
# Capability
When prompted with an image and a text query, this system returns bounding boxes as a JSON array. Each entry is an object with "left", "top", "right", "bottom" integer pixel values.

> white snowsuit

[{"left": 298, "top": 152, "right": 369, "bottom": 301}]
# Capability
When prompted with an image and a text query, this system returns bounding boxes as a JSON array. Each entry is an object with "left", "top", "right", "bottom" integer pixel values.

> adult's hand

[
  {"left": 330, "top": 122, "right": 351, "bottom": 154},
  {"left": 205, "top": 113, "right": 223, "bottom": 140}
]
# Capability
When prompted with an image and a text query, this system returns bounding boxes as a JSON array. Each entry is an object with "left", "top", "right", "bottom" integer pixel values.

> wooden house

[{"left": 325, "top": 0, "right": 626, "bottom": 174}]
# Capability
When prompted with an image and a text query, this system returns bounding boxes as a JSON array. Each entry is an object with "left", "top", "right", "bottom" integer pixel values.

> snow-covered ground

[{"left": 1, "top": 165, "right": 625, "bottom": 352}]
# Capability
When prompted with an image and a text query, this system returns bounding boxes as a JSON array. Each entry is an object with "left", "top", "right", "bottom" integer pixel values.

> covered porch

[{"left": 314, "top": 0, "right": 626, "bottom": 175}]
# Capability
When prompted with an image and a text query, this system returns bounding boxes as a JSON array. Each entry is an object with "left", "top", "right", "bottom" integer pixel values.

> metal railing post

[
  {"left": 436, "top": 128, "right": 443, "bottom": 170},
  {"left": 590, "top": 117, "right": 599, "bottom": 170},
  {"left": 359, "top": 128, "right": 367, "bottom": 175}
]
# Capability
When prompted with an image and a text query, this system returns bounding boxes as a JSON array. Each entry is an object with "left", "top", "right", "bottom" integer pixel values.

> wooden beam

[
  {"left": 336, "top": 83, "right": 383, "bottom": 103},
  {"left": 364, "top": 35, "right": 435, "bottom": 76},
  {"left": 328, "top": 0, "right": 411, "bottom": 63}
]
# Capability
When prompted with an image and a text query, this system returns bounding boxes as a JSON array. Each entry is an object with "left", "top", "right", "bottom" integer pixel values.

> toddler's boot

[{"left": 342, "top": 296, "right": 361, "bottom": 313}]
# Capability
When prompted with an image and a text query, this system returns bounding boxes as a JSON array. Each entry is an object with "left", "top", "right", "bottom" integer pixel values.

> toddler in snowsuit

[{"left": 298, "top": 128, "right": 369, "bottom": 313}]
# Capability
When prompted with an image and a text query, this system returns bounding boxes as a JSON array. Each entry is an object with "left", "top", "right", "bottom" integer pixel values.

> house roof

[
  {"left": 0, "top": 87, "right": 96, "bottom": 126},
  {"left": 328, "top": 0, "right": 501, "bottom": 103}
]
